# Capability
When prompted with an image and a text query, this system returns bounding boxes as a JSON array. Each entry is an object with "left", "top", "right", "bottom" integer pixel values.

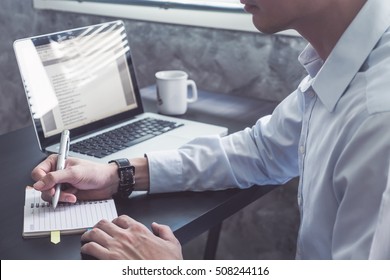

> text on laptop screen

[{"left": 18, "top": 22, "right": 137, "bottom": 138}]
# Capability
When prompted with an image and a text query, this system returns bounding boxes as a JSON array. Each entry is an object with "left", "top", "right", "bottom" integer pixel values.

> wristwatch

[{"left": 109, "top": 158, "right": 135, "bottom": 200}]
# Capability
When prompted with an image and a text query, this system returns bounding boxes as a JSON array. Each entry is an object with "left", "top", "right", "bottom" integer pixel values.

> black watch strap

[{"left": 109, "top": 158, "right": 135, "bottom": 200}]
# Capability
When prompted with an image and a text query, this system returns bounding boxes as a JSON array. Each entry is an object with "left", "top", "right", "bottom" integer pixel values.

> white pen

[{"left": 52, "top": 129, "right": 70, "bottom": 209}]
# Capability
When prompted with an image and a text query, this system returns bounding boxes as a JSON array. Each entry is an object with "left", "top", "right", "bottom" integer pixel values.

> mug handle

[{"left": 186, "top": 80, "right": 198, "bottom": 103}]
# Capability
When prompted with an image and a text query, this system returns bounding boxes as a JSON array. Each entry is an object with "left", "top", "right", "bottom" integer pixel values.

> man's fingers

[
  {"left": 32, "top": 156, "right": 82, "bottom": 191},
  {"left": 31, "top": 154, "right": 58, "bottom": 181},
  {"left": 81, "top": 241, "right": 109, "bottom": 260},
  {"left": 151, "top": 222, "right": 177, "bottom": 242},
  {"left": 112, "top": 215, "right": 138, "bottom": 229},
  {"left": 40, "top": 186, "right": 77, "bottom": 204},
  {"left": 33, "top": 168, "right": 74, "bottom": 191},
  {"left": 83, "top": 219, "right": 123, "bottom": 241},
  {"left": 41, "top": 189, "right": 55, "bottom": 202}
]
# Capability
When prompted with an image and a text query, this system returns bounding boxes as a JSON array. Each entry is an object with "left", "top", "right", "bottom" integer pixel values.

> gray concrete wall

[
  {"left": 0, "top": 0, "right": 304, "bottom": 259},
  {"left": 0, "top": 0, "right": 307, "bottom": 135}
]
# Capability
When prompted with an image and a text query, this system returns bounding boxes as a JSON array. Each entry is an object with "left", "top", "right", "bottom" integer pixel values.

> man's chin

[
  {"left": 251, "top": 18, "right": 287, "bottom": 35},
  {"left": 254, "top": 27, "right": 275, "bottom": 35},
  {"left": 252, "top": 23, "right": 279, "bottom": 35}
]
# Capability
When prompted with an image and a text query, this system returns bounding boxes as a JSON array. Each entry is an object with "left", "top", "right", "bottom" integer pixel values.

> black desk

[{"left": 0, "top": 88, "right": 278, "bottom": 260}]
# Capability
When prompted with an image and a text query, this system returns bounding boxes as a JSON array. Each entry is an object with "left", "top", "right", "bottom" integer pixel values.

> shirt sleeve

[
  {"left": 146, "top": 91, "right": 302, "bottom": 194},
  {"left": 332, "top": 112, "right": 390, "bottom": 259},
  {"left": 369, "top": 163, "right": 390, "bottom": 259}
]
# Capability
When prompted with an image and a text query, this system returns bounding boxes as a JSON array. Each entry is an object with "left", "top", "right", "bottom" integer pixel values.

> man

[
  {"left": 369, "top": 164, "right": 390, "bottom": 259},
  {"left": 32, "top": 0, "right": 390, "bottom": 259}
]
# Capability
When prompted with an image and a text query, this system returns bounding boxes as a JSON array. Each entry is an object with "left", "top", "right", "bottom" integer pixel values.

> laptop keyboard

[{"left": 70, "top": 117, "right": 183, "bottom": 158}]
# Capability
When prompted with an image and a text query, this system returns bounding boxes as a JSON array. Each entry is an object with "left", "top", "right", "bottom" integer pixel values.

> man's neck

[{"left": 295, "top": 0, "right": 367, "bottom": 60}]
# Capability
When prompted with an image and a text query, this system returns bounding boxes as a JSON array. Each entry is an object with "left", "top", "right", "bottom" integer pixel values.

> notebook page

[{"left": 23, "top": 187, "right": 117, "bottom": 236}]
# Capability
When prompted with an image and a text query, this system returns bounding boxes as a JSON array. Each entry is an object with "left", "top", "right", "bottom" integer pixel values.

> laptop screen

[{"left": 14, "top": 21, "right": 144, "bottom": 149}]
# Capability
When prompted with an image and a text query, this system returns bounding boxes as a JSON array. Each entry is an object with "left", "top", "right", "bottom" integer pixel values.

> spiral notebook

[{"left": 23, "top": 187, "right": 118, "bottom": 238}]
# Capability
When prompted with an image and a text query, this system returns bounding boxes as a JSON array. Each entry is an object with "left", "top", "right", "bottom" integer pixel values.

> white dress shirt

[
  {"left": 147, "top": 0, "right": 390, "bottom": 259},
  {"left": 369, "top": 164, "right": 390, "bottom": 259}
]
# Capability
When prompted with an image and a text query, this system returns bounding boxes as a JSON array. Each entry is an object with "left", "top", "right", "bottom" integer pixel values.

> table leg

[{"left": 203, "top": 222, "right": 222, "bottom": 259}]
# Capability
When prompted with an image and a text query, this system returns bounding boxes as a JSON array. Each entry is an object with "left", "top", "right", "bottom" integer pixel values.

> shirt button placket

[
  {"left": 299, "top": 145, "right": 305, "bottom": 155},
  {"left": 298, "top": 84, "right": 316, "bottom": 210}
]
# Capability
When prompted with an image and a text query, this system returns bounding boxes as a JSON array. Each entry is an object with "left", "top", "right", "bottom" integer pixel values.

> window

[
  {"left": 33, "top": 0, "right": 298, "bottom": 35},
  {"left": 83, "top": 0, "right": 244, "bottom": 11}
]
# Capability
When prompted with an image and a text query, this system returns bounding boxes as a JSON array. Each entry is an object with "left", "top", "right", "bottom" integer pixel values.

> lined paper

[{"left": 23, "top": 187, "right": 117, "bottom": 237}]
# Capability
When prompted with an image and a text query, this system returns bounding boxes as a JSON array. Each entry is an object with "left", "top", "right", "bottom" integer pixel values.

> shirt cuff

[{"left": 146, "top": 149, "right": 184, "bottom": 194}]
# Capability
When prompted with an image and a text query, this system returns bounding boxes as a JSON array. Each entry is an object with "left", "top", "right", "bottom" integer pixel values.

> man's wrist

[
  {"left": 109, "top": 158, "right": 135, "bottom": 200},
  {"left": 131, "top": 157, "right": 150, "bottom": 192},
  {"left": 108, "top": 162, "right": 121, "bottom": 194},
  {"left": 108, "top": 157, "right": 149, "bottom": 194}
]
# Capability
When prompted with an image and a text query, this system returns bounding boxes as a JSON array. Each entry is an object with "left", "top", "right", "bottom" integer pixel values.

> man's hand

[
  {"left": 31, "top": 154, "right": 119, "bottom": 203},
  {"left": 80, "top": 215, "right": 183, "bottom": 260}
]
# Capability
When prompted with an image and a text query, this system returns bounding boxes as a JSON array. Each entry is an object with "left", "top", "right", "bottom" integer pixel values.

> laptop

[{"left": 13, "top": 20, "right": 227, "bottom": 163}]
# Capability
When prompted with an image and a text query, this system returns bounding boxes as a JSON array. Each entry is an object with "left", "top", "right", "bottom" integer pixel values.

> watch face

[{"left": 119, "top": 166, "right": 135, "bottom": 186}]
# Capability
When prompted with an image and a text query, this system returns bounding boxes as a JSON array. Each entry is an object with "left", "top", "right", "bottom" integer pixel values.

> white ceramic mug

[{"left": 155, "top": 70, "right": 198, "bottom": 115}]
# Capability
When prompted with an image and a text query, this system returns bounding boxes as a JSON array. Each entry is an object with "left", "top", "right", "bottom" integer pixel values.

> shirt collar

[{"left": 299, "top": 0, "right": 390, "bottom": 112}]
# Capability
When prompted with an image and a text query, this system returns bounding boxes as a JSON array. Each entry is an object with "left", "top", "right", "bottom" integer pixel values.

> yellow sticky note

[{"left": 51, "top": 231, "right": 61, "bottom": 244}]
